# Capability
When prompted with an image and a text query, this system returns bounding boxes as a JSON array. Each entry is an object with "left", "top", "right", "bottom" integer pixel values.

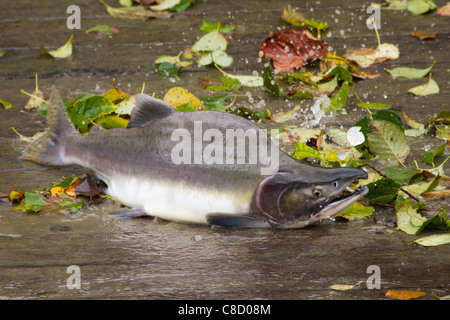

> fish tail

[{"left": 22, "top": 88, "right": 77, "bottom": 166}]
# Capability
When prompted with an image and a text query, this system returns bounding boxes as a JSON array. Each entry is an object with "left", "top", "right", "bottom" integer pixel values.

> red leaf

[{"left": 260, "top": 29, "right": 330, "bottom": 72}]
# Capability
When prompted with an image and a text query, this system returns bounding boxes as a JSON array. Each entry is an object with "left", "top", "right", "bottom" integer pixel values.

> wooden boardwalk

[{"left": 0, "top": 0, "right": 448, "bottom": 301}]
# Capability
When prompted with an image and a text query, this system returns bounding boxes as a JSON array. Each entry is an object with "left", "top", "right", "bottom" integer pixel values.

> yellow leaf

[
  {"left": 50, "top": 187, "right": 64, "bottom": 197},
  {"left": 163, "top": 87, "right": 204, "bottom": 110},
  {"left": 385, "top": 290, "right": 426, "bottom": 300}
]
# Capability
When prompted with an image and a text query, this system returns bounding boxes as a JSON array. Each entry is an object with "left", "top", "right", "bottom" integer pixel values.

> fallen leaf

[
  {"left": 408, "top": 74, "right": 439, "bottom": 96},
  {"left": 421, "top": 143, "right": 446, "bottom": 165},
  {"left": 191, "top": 30, "right": 228, "bottom": 53},
  {"left": 337, "top": 202, "right": 374, "bottom": 220},
  {"left": 386, "top": 290, "right": 426, "bottom": 300},
  {"left": 86, "top": 24, "right": 119, "bottom": 34},
  {"left": 407, "top": 0, "right": 438, "bottom": 15},
  {"left": 347, "top": 126, "right": 365, "bottom": 147},
  {"left": 64, "top": 173, "right": 101, "bottom": 198},
  {"left": 367, "top": 120, "right": 410, "bottom": 166},
  {"left": 344, "top": 43, "right": 399, "bottom": 68},
  {"left": 386, "top": 61, "right": 435, "bottom": 79},
  {"left": 155, "top": 53, "right": 193, "bottom": 68},
  {"left": 164, "top": 87, "right": 204, "bottom": 110},
  {"left": 200, "top": 20, "right": 236, "bottom": 34},
  {"left": 329, "top": 284, "right": 357, "bottom": 291},
  {"left": 396, "top": 199, "right": 427, "bottom": 234},
  {"left": 23, "top": 75, "right": 45, "bottom": 111},
  {"left": 422, "top": 189, "right": 450, "bottom": 200},
  {"left": 0, "top": 98, "right": 15, "bottom": 109},
  {"left": 280, "top": 6, "right": 328, "bottom": 30},
  {"left": 260, "top": 29, "right": 330, "bottom": 72},
  {"left": 436, "top": 3, "right": 450, "bottom": 15},
  {"left": 40, "top": 34, "right": 73, "bottom": 59},
  {"left": 216, "top": 65, "right": 264, "bottom": 87},
  {"left": 270, "top": 105, "right": 301, "bottom": 123},
  {"left": 365, "top": 178, "right": 402, "bottom": 203},
  {"left": 414, "top": 233, "right": 450, "bottom": 246},
  {"left": 149, "top": 0, "right": 180, "bottom": 11},
  {"left": 99, "top": 0, "right": 172, "bottom": 20},
  {"left": 411, "top": 30, "right": 436, "bottom": 40}
]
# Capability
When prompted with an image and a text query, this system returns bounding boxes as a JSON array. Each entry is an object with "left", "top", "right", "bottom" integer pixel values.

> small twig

[{"left": 358, "top": 163, "right": 422, "bottom": 203}]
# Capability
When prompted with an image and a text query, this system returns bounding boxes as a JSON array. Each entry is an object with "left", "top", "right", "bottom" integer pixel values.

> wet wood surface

[{"left": 0, "top": 0, "right": 449, "bottom": 301}]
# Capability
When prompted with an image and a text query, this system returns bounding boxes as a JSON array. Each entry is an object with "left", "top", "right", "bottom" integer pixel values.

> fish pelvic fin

[
  {"left": 206, "top": 213, "right": 269, "bottom": 228},
  {"left": 22, "top": 88, "right": 77, "bottom": 166}
]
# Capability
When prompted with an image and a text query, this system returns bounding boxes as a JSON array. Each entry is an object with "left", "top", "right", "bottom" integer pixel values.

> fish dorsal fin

[{"left": 127, "top": 94, "right": 176, "bottom": 128}]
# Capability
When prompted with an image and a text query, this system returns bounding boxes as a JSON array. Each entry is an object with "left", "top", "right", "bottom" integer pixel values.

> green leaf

[
  {"left": 365, "top": 178, "right": 402, "bottom": 203},
  {"left": 0, "top": 97, "right": 14, "bottom": 109},
  {"left": 281, "top": 6, "right": 328, "bottom": 30},
  {"left": 386, "top": 61, "right": 435, "bottom": 79},
  {"left": 421, "top": 143, "right": 446, "bottom": 164},
  {"left": 408, "top": 76, "right": 439, "bottom": 96},
  {"left": 396, "top": 199, "right": 427, "bottom": 234},
  {"left": 337, "top": 202, "right": 374, "bottom": 221},
  {"left": 400, "top": 176, "right": 439, "bottom": 199},
  {"left": 85, "top": 24, "right": 116, "bottom": 35},
  {"left": 414, "top": 233, "right": 450, "bottom": 246},
  {"left": 292, "top": 142, "right": 325, "bottom": 162},
  {"left": 211, "top": 49, "right": 233, "bottom": 67},
  {"left": 150, "top": 0, "right": 181, "bottom": 11},
  {"left": 328, "top": 66, "right": 353, "bottom": 83},
  {"left": 382, "top": 167, "right": 420, "bottom": 185},
  {"left": 263, "top": 63, "right": 280, "bottom": 97},
  {"left": 201, "top": 94, "right": 229, "bottom": 111},
  {"left": 407, "top": 0, "right": 438, "bottom": 15},
  {"left": 155, "top": 54, "right": 193, "bottom": 68},
  {"left": 191, "top": 30, "right": 228, "bottom": 52},
  {"left": 23, "top": 191, "right": 47, "bottom": 212},
  {"left": 357, "top": 102, "right": 392, "bottom": 110},
  {"left": 40, "top": 34, "right": 73, "bottom": 59},
  {"left": 176, "top": 101, "right": 196, "bottom": 112},
  {"left": 367, "top": 120, "right": 410, "bottom": 166},
  {"left": 206, "top": 76, "right": 241, "bottom": 92},
  {"left": 200, "top": 20, "right": 236, "bottom": 33},
  {"left": 156, "top": 62, "right": 182, "bottom": 77},
  {"left": 95, "top": 115, "right": 129, "bottom": 130},
  {"left": 169, "top": 0, "right": 195, "bottom": 12},
  {"left": 99, "top": 0, "right": 172, "bottom": 19},
  {"left": 325, "top": 81, "right": 349, "bottom": 113},
  {"left": 58, "top": 198, "right": 83, "bottom": 213}
]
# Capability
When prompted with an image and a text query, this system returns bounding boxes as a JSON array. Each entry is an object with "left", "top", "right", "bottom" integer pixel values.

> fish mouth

[{"left": 314, "top": 185, "right": 369, "bottom": 220}]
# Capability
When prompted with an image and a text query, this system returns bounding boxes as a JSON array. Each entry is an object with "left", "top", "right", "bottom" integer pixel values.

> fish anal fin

[
  {"left": 206, "top": 213, "right": 268, "bottom": 228},
  {"left": 127, "top": 94, "right": 176, "bottom": 128}
]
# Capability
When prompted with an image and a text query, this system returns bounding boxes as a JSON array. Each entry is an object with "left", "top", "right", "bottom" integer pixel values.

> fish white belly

[{"left": 106, "top": 175, "right": 252, "bottom": 224}]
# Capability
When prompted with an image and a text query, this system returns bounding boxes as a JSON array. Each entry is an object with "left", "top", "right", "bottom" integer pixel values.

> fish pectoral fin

[
  {"left": 206, "top": 213, "right": 268, "bottom": 228},
  {"left": 109, "top": 207, "right": 148, "bottom": 218}
]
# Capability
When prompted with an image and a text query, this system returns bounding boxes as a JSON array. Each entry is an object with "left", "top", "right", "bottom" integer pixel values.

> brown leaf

[
  {"left": 260, "top": 29, "right": 330, "bottom": 72},
  {"left": 64, "top": 174, "right": 101, "bottom": 198},
  {"left": 385, "top": 290, "right": 426, "bottom": 300},
  {"left": 344, "top": 43, "right": 399, "bottom": 68},
  {"left": 436, "top": 4, "right": 450, "bottom": 16},
  {"left": 412, "top": 30, "right": 436, "bottom": 40}
]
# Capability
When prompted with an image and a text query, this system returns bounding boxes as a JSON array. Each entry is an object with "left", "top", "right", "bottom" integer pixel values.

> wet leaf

[
  {"left": 64, "top": 174, "right": 101, "bottom": 198},
  {"left": 103, "top": 84, "right": 130, "bottom": 104},
  {"left": 414, "top": 233, "right": 450, "bottom": 247},
  {"left": 23, "top": 75, "right": 45, "bottom": 111},
  {"left": 86, "top": 24, "right": 119, "bottom": 35},
  {"left": 337, "top": 202, "right": 374, "bottom": 221},
  {"left": 260, "top": 29, "right": 330, "bottom": 72},
  {"left": 200, "top": 20, "right": 236, "bottom": 34},
  {"left": 57, "top": 198, "right": 84, "bottom": 213},
  {"left": 200, "top": 94, "right": 229, "bottom": 111},
  {"left": 149, "top": 0, "right": 180, "bottom": 11},
  {"left": 385, "top": 290, "right": 426, "bottom": 300},
  {"left": 400, "top": 176, "right": 439, "bottom": 199},
  {"left": 327, "top": 66, "right": 353, "bottom": 83},
  {"left": 396, "top": 199, "right": 427, "bottom": 234},
  {"left": 270, "top": 105, "right": 301, "bottom": 123},
  {"left": 407, "top": 0, "right": 438, "bottom": 15},
  {"left": 386, "top": 61, "right": 435, "bottom": 79},
  {"left": 191, "top": 30, "right": 228, "bottom": 53},
  {"left": 164, "top": 87, "right": 204, "bottom": 110},
  {"left": 156, "top": 62, "right": 182, "bottom": 77},
  {"left": 95, "top": 115, "right": 129, "bottom": 130},
  {"left": 280, "top": 6, "right": 328, "bottom": 30},
  {"left": 411, "top": 30, "right": 436, "bottom": 40},
  {"left": 206, "top": 76, "right": 241, "bottom": 92},
  {"left": 344, "top": 43, "right": 399, "bottom": 68},
  {"left": 262, "top": 63, "right": 280, "bottom": 96},
  {"left": 403, "top": 110, "right": 424, "bottom": 129},
  {"left": 22, "top": 191, "right": 47, "bottom": 212},
  {"left": 357, "top": 102, "right": 391, "bottom": 110},
  {"left": 8, "top": 190, "right": 25, "bottom": 203},
  {"left": 155, "top": 53, "right": 193, "bottom": 68},
  {"left": 436, "top": 3, "right": 450, "bottom": 15},
  {"left": 435, "top": 125, "right": 449, "bottom": 140},
  {"left": 169, "top": 0, "right": 195, "bottom": 12},
  {"left": 408, "top": 75, "right": 439, "bottom": 96},
  {"left": 329, "top": 284, "right": 357, "bottom": 291},
  {"left": 0, "top": 97, "right": 15, "bottom": 109},
  {"left": 325, "top": 81, "right": 349, "bottom": 113},
  {"left": 0, "top": 50, "right": 5, "bottom": 58},
  {"left": 40, "top": 34, "right": 73, "bottom": 59},
  {"left": 421, "top": 143, "right": 446, "bottom": 165},
  {"left": 367, "top": 120, "right": 410, "bottom": 166},
  {"left": 292, "top": 142, "right": 325, "bottom": 163},
  {"left": 211, "top": 50, "right": 233, "bottom": 67},
  {"left": 365, "top": 178, "right": 402, "bottom": 203},
  {"left": 99, "top": 0, "right": 172, "bottom": 20},
  {"left": 382, "top": 166, "right": 420, "bottom": 185},
  {"left": 216, "top": 65, "right": 264, "bottom": 88}
]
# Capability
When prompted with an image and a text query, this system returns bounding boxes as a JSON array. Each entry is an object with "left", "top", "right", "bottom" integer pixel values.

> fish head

[{"left": 256, "top": 167, "right": 368, "bottom": 228}]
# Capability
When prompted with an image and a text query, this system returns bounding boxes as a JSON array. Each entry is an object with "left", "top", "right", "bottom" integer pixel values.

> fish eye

[
  {"left": 312, "top": 187, "right": 322, "bottom": 197},
  {"left": 334, "top": 181, "right": 338, "bottom": 187}
]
